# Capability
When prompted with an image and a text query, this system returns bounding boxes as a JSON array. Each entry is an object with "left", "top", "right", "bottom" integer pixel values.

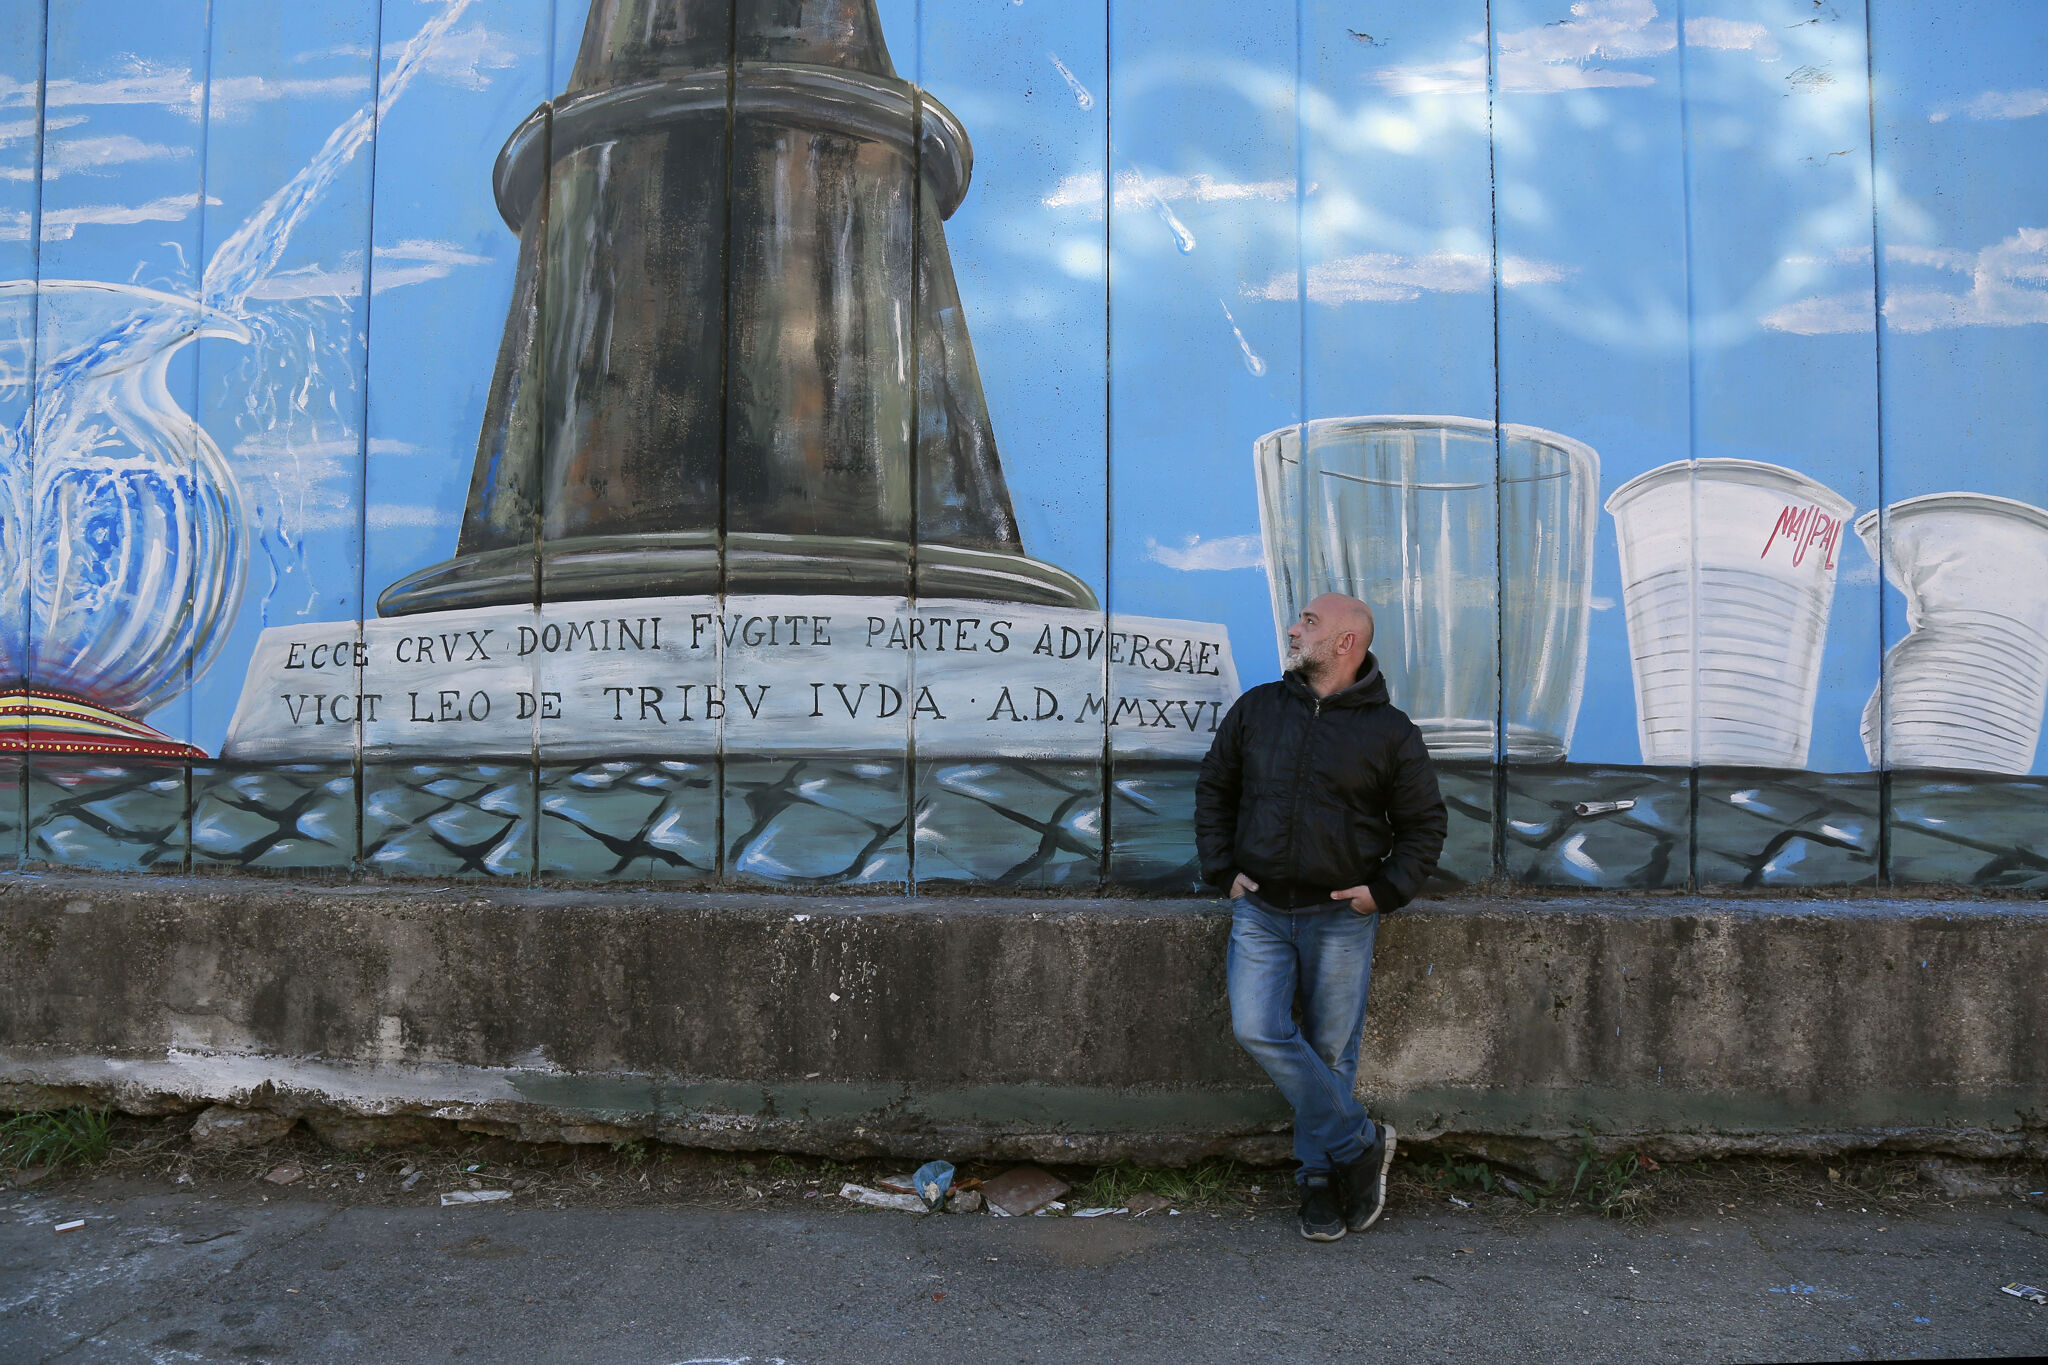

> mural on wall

[
  {"left": 2, "top": 0, "right": 2045, "bottom": 891},
  {"left": 1859, "top": 493, "right": 2048, "bottom": 775},
  {"left": 1607, "top": 458, "right": 1852, "bottom": 770},
  {"left": 225, "top": 0, "right": 1238, "bottom": 784},
  {"left": 1256, "top": 415, "right": 1599, "bottom": 764}
]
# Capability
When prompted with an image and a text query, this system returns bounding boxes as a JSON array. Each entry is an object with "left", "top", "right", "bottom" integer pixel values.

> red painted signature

[{"left": 1761, "top": 502, "right": 1841, "bottom": 569}]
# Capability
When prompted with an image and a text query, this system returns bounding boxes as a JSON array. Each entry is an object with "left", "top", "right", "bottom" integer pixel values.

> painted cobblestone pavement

[{"left": 8, "top": 760, "right": 2043, "bottom": 893}]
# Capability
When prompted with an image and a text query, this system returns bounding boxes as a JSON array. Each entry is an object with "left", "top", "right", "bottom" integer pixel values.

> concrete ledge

[{"left": 2, "top": 876, "right": 2043, "bottom": 1167}]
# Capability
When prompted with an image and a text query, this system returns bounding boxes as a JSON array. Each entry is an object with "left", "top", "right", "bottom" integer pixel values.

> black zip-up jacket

[{"left": 1194, "top": 653, "right": 1448, "bottom": 912}]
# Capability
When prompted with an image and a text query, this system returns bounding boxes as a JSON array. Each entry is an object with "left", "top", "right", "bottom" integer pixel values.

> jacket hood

[{"left": 1282, "top": 651, "right": 1390, "bottom": 708}]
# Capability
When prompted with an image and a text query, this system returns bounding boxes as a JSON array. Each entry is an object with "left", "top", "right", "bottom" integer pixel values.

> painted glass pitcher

[{"left": 0, "top": 282, "right": 250, "bottom": 756}]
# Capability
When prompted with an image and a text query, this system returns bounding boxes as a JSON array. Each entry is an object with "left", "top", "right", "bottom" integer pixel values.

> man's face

[{"left": 1284, "top": 602, "right": 1344, "bottom": 675}]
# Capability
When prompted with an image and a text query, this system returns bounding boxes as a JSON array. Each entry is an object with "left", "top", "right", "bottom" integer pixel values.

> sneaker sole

[
  {"left": 1348, "top": 1122, "right": 1397, "bottom": 1233},
  {"left": 1299, "top": 1221, "right": 1347, "bottom": 1242}
]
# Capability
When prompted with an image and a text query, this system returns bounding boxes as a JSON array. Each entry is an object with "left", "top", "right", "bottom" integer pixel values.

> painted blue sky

[{"left": 3, "top": 0, "right": 2045, "bottom": 771}]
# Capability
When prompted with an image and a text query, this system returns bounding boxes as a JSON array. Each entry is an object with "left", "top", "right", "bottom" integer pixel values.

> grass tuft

[
  {"left": 1415, "top": 1141, "right": 1658, "bottom": 1219},
  {"left": 1569, "top": 1147, "right": 1655, "bottom": 1219},
  {"left": 1073, "top": 1158, "right": 1243, "bottom": 1208},
  {"left": 1, "top": 1108, "right": 115, "bottom": 1172}
]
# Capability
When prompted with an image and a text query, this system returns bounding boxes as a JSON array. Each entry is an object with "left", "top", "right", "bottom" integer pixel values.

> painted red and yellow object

[{"left": 0, "top": 690, "right": 207, "bottom": 760}]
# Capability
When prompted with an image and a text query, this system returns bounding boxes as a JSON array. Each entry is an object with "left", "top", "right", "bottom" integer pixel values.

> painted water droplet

[
  {"left": 1047, "top": 52, "right": 1094, "bottom": 111},
  {"left": 1128, "top": 168, "right": 1196, "bottom": 254},
  {"left": 1218, "top": 300, "right": 1266, "bottom": 377},
  {"left": 1160, "top": 204, "right": 1196, "bottom": 253}
]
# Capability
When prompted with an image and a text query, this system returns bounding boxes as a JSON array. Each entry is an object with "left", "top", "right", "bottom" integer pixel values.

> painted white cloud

[
  {"left": 233, "top": 437, "right": 419, "bottom": 461},
  {"left": 398, "top": 22, "right": 521, "bottom": 91},
  {"left": 1884, "top": 243, "right": 1974, "bottom": 272},
  {"left": 1684, "top": 17, "right": 1778, "bottom": 56},
  {"left": 241, "top": 239, "right": 492, "bottom": 301},
  {"left": 1783, "top": 243, "right": 1976, "bottom": 272},
  {"left": 0, "top": 191, "right": 222, "bottom": 243},
  {"left": 1043, "top": 171, "right": 1300, "bottom": 212},
  {"left": 1146, "top": 534, "right": 1264, "bottom": 572},
  {"left": 1930, "top": 89, "right": 2048, "bottom": 124},
  {"left": 1762, "top": 227, "right": 2048, "bottom": 334},
  {"left": 1377, "top": 0, "right": 1776, "bottom": 97},
  {"left": 367, "top": 504, "right": 458, "bottom": 531},
  {"left": 1757, "top": 289, "right": 1872, "bottom": 335},
  {"left": 0, "top": 64, "right": 203, "bottom": 117},
  {"left": 314, "top": 23, "right": 524, "bottom": 93},
  {"left": 0, "top": 22, "right": 516, "bottom": 122},
  {"left": 231, "top": 436, "right": 435, "bottom": 532},
  {"left": 0, "top": 115, "right": 85, "bottom": 146},
  {"left": 206, "top": 75, "right": 373, "bottom": 119},
  {"left": 1248, "top": 251, "right": 1574, "bottom": 305},
  {"left": 0, "top": 133, "right": 192, "bottom": 183},
  {"left": 1381, "top": 0, "right": 1665, "bottom": 96},
  {"left": 0, "top": 63, "right": 363, "bottom": 120}
]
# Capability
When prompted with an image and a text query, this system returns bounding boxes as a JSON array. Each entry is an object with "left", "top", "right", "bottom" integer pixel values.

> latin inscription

[{"left": 225, "top": 595, "right": 1240, "bottom": 763}]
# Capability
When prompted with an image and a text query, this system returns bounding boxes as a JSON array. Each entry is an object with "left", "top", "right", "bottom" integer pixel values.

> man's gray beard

[{"left": 1288, "top": 641, "right": 1335, "bottom": 685}]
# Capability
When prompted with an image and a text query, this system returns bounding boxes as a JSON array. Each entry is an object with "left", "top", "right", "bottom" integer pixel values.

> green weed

[
  {"left": 1428, "top": 1160, "right": 1501, "bottom": 1195},
  {"left": 1567, "top": 1142, "right": 1656, "bottom": 1219},
  {"left": 1414, "top": 1145, "right": 1655, "bottom": 1216},
  {"left": 1074, "top": 1159, "right": 1243, "bottom": 1208},
  {"left": 0, "top": 1108, "right": 114, "bottom": 1172}
]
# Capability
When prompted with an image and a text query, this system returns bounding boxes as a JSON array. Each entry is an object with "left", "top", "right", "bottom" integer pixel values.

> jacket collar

[{"left": 1282, "top": 651, "right": 1390, "bottom": 708}]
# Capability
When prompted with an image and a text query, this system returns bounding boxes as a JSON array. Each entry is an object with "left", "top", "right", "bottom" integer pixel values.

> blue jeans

[{"left": 1227, "top": 896, "right": 1381, "bottom": 1184}]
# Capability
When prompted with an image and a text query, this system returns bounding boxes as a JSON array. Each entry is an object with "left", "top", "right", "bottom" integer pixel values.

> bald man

[{"left": 1195, "top": 592, "right": 1447, "bottom": 1242}]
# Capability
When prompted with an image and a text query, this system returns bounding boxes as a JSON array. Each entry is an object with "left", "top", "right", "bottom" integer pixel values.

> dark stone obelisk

[{"left": 379, "top": 0, "right": 1095, "bottom": 616}]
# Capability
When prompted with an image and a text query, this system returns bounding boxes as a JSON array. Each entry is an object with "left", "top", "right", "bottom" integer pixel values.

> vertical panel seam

[
  {"left": 1862, "top": 0, "right": 1891, "bottom": 886},
  {"left": 354, "top": 0, "right": 389, "bottom": 880},
  {"left": 1099, "top": 0, "right": 1113, "bottom": 891},
  {"left": 1485, "top": 0, "right": 1507, "bottom": 885},
  {"left": 1676, "top": 0, "right": 1702, "bottom": 891},
  {"left": 906, "top": 6, "right": 924, "bottom": 895},
  {"left": 16, "top": 0, "right": 51, "bottom": 869},
  {"left": 1288, "top": 0, "right": 1307, "bottom": 796},
  {"left": 528, "top": 4, "right": 559, "bottom": 887},
  {"left": 714, "top": 0, "right": 737, "bottom": 884},
  {"left": 184, "top": 0, "right": 219, "bottom": 878}
]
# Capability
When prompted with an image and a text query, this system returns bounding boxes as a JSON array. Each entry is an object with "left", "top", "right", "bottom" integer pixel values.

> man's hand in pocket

[{"left": 1330, "top": 885, "right": 1378, "bottom": 913}]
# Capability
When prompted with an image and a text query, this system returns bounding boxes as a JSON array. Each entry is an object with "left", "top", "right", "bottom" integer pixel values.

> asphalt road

[{"left": 5, "top": 1176, "right": 2047, "bottom": 1363}]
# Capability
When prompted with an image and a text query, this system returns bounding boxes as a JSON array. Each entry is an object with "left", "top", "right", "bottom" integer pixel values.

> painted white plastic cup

[
  {"left": 1256, "top": 416, "right": 1599, "bottom": 761},
  {"left": 1605, "top": 459, "right": 1853, "bottom": 768},
  {"left": 1858, "top": 493, "right": 2048, "bottom": 774}
]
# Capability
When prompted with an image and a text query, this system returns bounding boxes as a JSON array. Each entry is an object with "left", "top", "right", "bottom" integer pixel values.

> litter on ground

[
  {"left": 913, "top": 1160, "right": 955, "bottom": 1211},
  {"left": 838, "top": 1183, "right": 928, "bottom": 1214},
  {"left": 980, "top": 1164, "right": 1071, "bottom": 1217}
]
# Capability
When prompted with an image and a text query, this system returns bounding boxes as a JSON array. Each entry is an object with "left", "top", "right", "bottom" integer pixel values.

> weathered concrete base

[{"left": 3, "top": 877, "right": 2042, "bottom": 1171}]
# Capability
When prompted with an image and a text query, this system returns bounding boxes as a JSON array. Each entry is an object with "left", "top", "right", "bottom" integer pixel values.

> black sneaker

[
  {"left": 1341, "top": 1122, "right": 1398, "bottom": 1232},
  {"left": 1298, "top": 1181, "right": 1346, "bottom": 1242}
]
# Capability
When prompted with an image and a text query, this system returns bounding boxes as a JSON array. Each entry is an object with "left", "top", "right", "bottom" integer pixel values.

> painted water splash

[
  {"left": 1128, "top": 169, "right": 1196, "bottom": 254},
  {"left": 1218, "top": 299, "right": 1266, "bottom": 376},
  {"left": 227, "top": 296, "right": 359, "bottom": 628},
  {"left": 1047, "top": 52, "right": 1095, "bottom": 111},
  {"left": 0, "top": 1, "right": 470, "bottom": 723}
]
